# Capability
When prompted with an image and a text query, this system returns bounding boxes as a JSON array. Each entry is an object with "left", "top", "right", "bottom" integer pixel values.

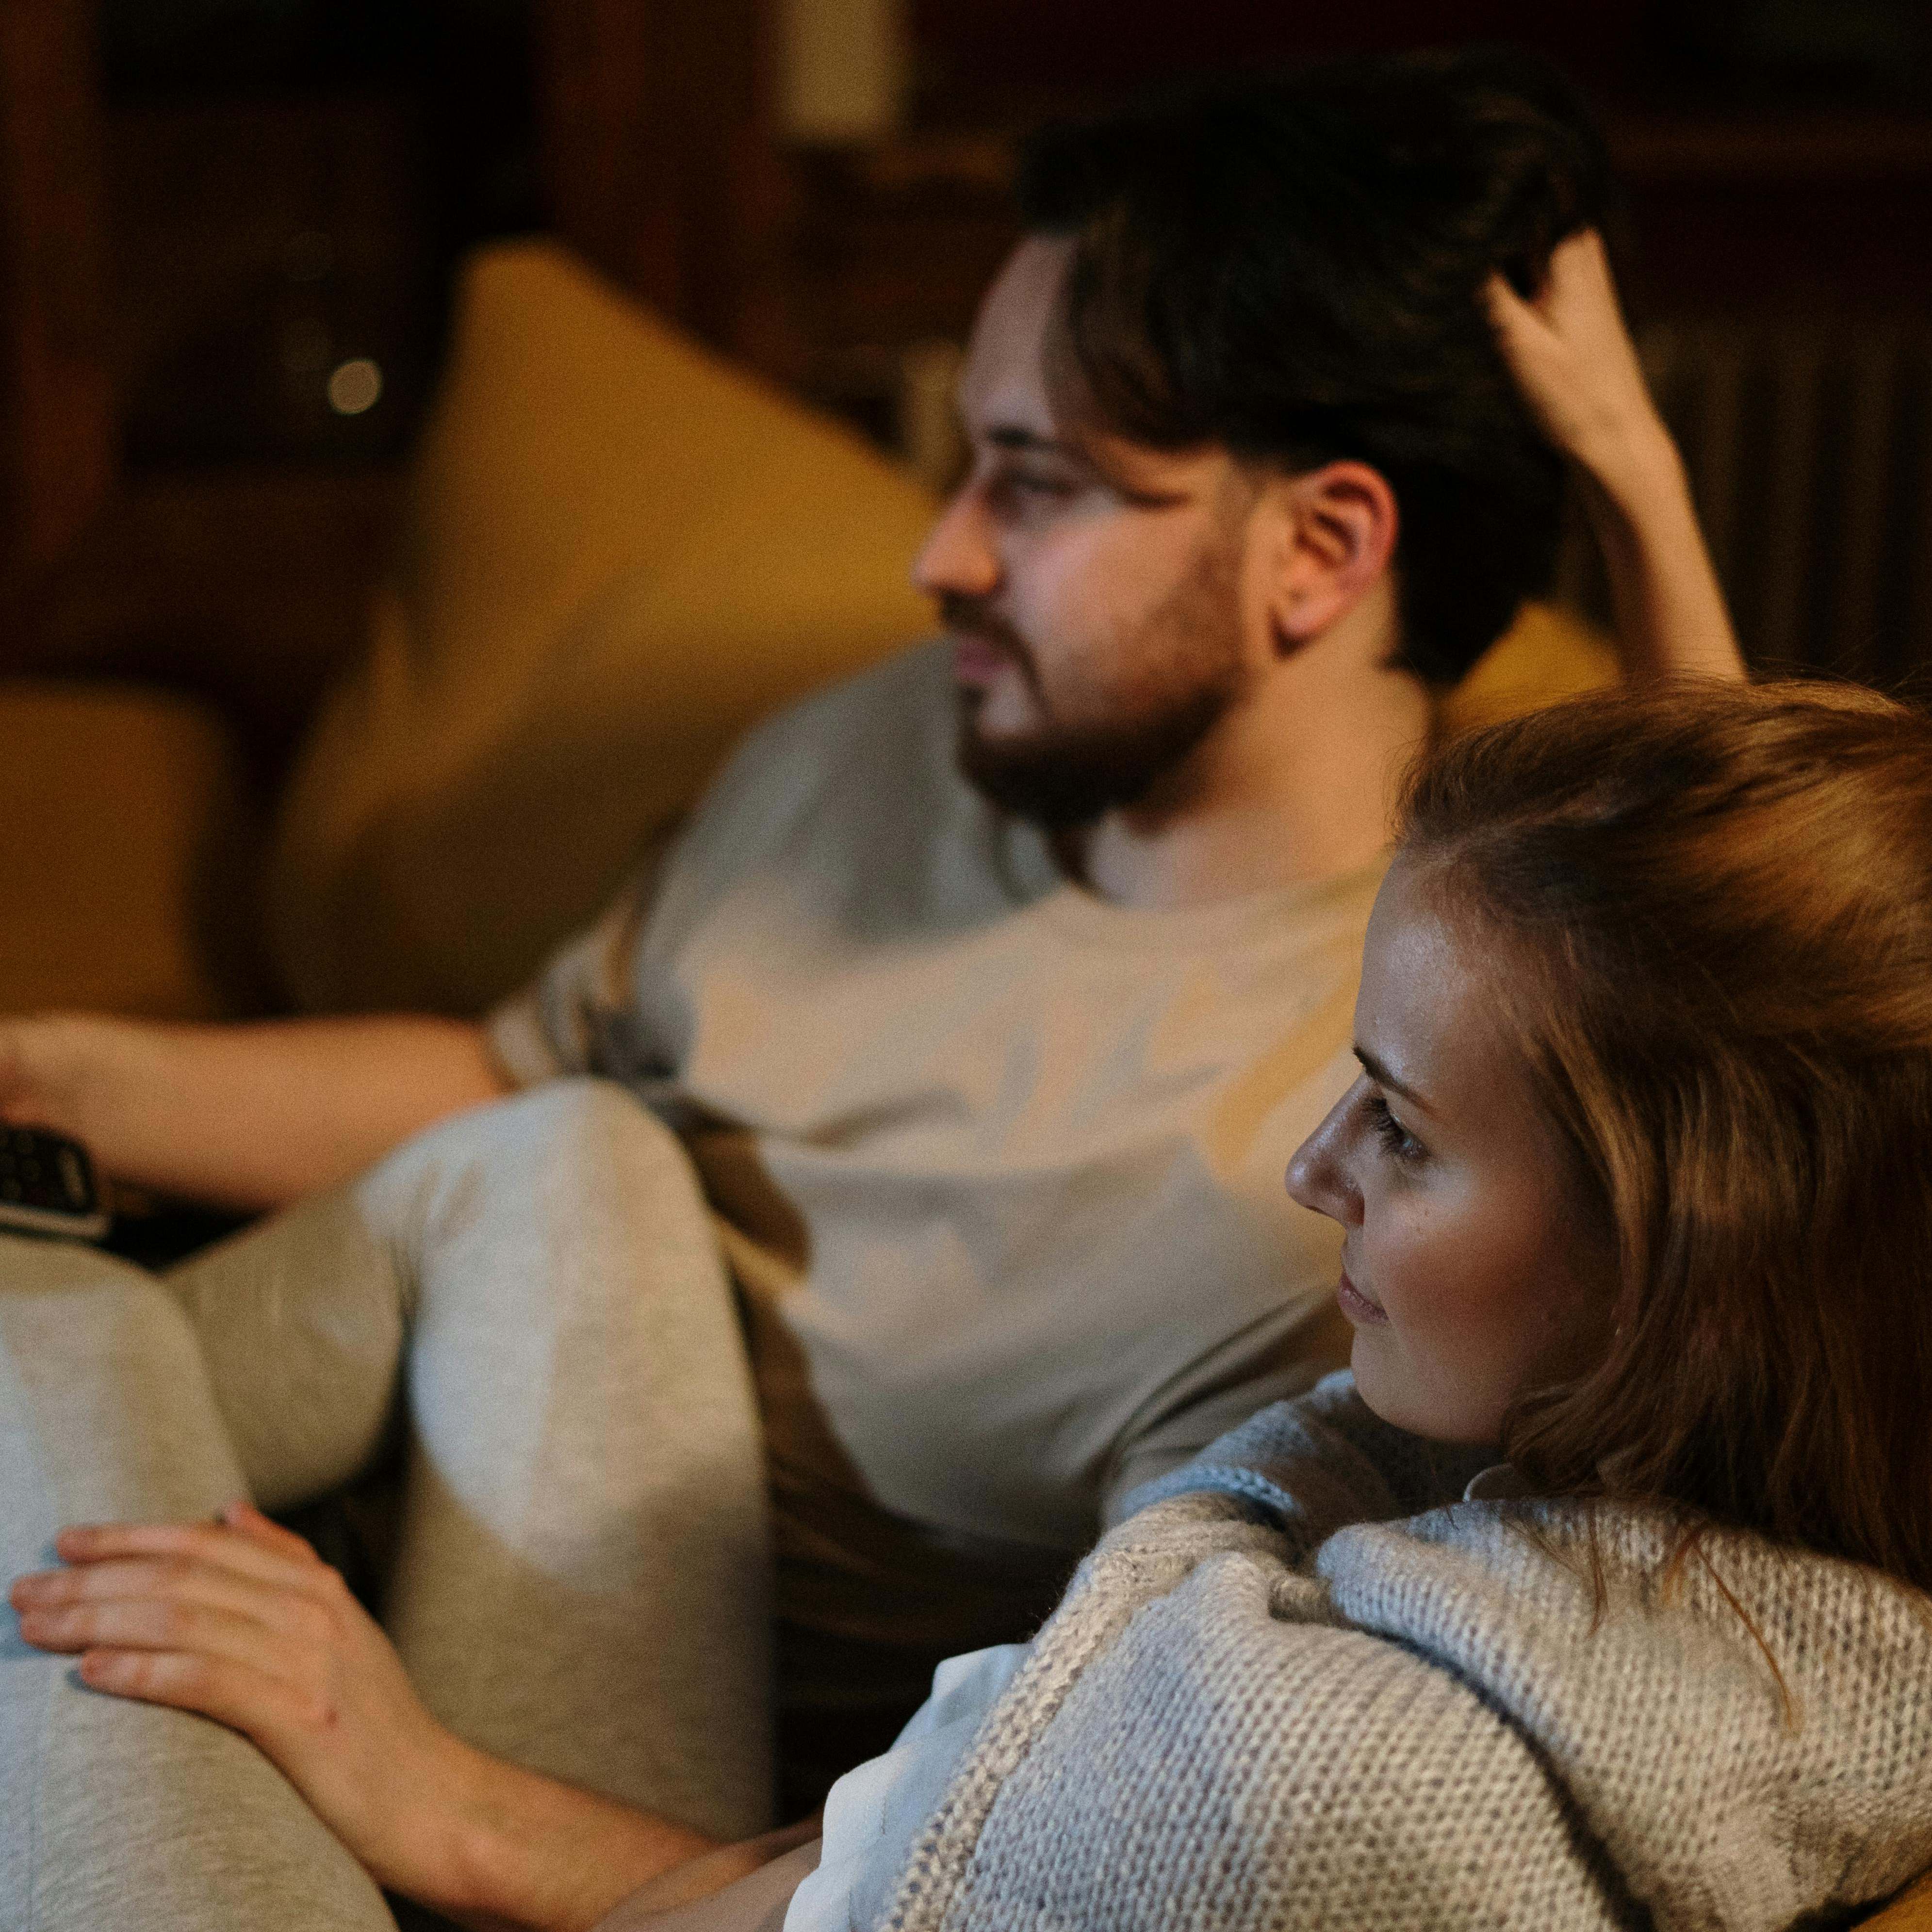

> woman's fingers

[
  {"left": 12, "top": 1549, "right": 334, "bottom": 1651},
  {"left": 16, "top": 1583, "right": 314, "bottom": 1675},
  {"left": 1481, "top": 264, "right": 1542, "bottom": 331},
  {"left": 75, "top": 1640, "right": 327, "bottom": 1737},
  {"left": 8, "top": 1510, "right": 475, "bottom": 1906},
  {"left": 1543, "top": 228, "right": 1615, "bottom": 313},
  {"left": 1482, "top": 273, "right": 1559, "bottom": 380},
  {"left": 11, "top": 1528, "right": 369, "bottom": 1755},
  {"left": 1482, "top": 227, "right": 1663, "bottom": 476},
  {"left": 49, "top": 1518, "right": 329, "bottom": 1598},
  {"left": 1483, "top": 273, "right": 1569, "bottom": 426},
  {"left": 11, "top": 1554, "right": 348, "bottom": 1721},
  {"left": 217, "top": 1498, "right": 326, "bottom": 1561},
  {"left": 10, "top": 1519, "right": 359, "bottom": 1730},
  {"left": 16, "top": 1584, "right": 340, "bottom": 1747}
]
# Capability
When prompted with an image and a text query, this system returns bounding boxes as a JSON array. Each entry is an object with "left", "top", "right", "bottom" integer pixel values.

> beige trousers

[{"left": 0, "top": 1080, "right": 772, "bottom": 1932}]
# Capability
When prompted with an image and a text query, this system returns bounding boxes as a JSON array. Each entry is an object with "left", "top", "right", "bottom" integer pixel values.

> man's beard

[
  {"left": 955, "top": 677, "right": 1236, "bottom": 829},
  {"left": 945, "top": 553, "right": 1247, "bottom": 831}
]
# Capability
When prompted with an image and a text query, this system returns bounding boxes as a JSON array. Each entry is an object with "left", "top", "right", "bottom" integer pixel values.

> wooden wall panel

[
  {"left": 535, "top": 0, "right": 790, "bottom": 364},
  {"left": 0, "top": 0, "right": 114, "bottom": 586}
]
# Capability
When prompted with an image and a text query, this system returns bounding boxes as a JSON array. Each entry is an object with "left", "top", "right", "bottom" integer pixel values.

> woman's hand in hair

[
  {"left": 1481, "top": 228, "right": 1665, "bottom": 489},
  {"left": 1483, "top": 229, "right": 1744, "bottom": 684}
]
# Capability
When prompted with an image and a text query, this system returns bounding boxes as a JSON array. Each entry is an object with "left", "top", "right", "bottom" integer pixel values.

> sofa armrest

[{"left": 0, "top": 680, "right": 267, "bottom": 1020}]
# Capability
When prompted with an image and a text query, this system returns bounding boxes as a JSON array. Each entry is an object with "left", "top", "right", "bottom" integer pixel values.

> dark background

[{"left": 5, "top": 0, "right": 1932, "bottom": 784}]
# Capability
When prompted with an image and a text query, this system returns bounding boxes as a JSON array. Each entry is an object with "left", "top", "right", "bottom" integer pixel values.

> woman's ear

[{"left": 1263, "top": 461, "right": 1401, "bottom": 654}]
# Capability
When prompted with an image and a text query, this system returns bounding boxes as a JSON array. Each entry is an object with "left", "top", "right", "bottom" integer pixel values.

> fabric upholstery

[
  {"left": 1869, "top": 1868, "right": 1932, "bottom": 1928},
  {"left": 0, "top": 681, "right": 262, "bottom": 1020}
]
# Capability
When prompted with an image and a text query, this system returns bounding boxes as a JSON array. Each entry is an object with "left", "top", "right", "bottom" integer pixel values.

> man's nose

[{"left": 912, "top": 484, "right": 1000, "bottom": 601}]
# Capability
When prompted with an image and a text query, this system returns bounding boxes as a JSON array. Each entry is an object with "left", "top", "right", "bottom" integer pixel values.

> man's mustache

[{"left": 937, "top": 595, "right": 1033, "bottom": 670}]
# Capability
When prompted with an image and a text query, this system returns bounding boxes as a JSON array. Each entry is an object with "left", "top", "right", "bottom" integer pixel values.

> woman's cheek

[{"left": 1375, "top": 1192, "right": 1502, "bottom": 1367}]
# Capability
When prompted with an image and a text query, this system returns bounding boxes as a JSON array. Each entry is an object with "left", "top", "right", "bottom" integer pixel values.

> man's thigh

[
  {"left": 166, "top": 1082, "right": 774, "bottom": 1834},
  {"left": 0, "top": 1248, "right": 394, "bottom": 1932}
]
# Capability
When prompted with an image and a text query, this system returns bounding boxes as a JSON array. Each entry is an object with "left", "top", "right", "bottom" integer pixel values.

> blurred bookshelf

[{"left": 1, "top": 0, "right": 1930, "bottom": 753}]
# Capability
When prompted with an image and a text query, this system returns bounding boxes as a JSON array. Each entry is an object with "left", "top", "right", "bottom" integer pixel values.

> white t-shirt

[{"left": 488, "top": 642, "right": 1375, "bottom": 1674}]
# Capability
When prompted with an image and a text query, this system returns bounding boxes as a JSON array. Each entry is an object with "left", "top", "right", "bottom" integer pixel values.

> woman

[
  {"left": 19, "top": 678, "right": 1932, "bottom": 1931},
  {"left": 808, "top": 674, "right": 1932, "bottom": 1931}
]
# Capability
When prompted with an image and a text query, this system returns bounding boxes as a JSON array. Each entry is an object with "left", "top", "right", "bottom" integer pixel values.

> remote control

[{"left": 0, "top": 1125, "right": 111, "bottom": 1241}]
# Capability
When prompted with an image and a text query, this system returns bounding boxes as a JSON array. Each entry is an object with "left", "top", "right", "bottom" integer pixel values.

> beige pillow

[{"left": 268, "top": 240, "right": 937, "bottom": 1015}]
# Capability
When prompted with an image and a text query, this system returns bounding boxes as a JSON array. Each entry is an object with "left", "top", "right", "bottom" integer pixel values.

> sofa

[{"left": 2, "top": 238, "right": 1927, "bottom": 1929}]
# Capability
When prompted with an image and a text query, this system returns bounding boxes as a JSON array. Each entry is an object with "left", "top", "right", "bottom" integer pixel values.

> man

[{"left": 0, "top": 48, "right": 1740, "bottom": 1908}]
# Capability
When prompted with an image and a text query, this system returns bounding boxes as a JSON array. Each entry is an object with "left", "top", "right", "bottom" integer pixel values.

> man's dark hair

[{"left": 1018, "top": 47, "right": 1614, "bottom": 688}]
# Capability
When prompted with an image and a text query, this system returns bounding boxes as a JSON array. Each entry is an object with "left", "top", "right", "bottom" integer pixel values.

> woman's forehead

[{"left": 1357, "top": 863, "right": 1535, "bottom": 1133}]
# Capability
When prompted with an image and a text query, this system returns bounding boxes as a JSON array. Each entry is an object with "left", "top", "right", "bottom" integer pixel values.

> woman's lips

[{"left": 1337, "top": 1265, "right": 1390, "bottom": 1326}]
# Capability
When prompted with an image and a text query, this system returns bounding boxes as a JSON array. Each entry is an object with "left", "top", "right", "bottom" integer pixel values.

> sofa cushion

[
  {"left": 267, "top": 239, "right": 938, "bottom": 1015},
  {"left": 0, "top": 681, "right": 263, "bottom": 1019}
]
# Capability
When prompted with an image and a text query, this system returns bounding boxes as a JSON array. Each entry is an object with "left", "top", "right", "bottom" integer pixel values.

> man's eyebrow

[{"left": 1354, "top": 1046, "right": 1433, "bottom": 1115}]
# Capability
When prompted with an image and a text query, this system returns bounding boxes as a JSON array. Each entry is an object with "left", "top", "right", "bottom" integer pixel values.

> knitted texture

[{"left": 881, "top": 1375, "right": 1932, "bottom": 1931}]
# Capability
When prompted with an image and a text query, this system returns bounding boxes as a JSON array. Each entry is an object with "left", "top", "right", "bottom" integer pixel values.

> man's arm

[
  {"left": 1486, "top": 228, "right": 1747, "bottom": 686},
  {"left": 0, "top": 1012, "right": 512, "bottom": 1212}
]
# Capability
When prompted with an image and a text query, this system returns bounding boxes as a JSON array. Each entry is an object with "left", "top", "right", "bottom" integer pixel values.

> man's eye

[
  {"left": 993, "top": 468, "right": 1076, "bottom": 502},
  {"left": 1364, "top": 1093, "right": 1426, "bottom": 1165}
]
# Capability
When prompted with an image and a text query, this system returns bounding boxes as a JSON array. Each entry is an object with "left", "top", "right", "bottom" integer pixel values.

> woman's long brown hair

[{"left": 1400, "top": 679, "right": 1932, "bottom": 1598}]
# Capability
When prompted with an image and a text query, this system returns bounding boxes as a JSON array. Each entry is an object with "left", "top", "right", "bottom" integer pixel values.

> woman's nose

[{"left": 1286, "top": 1085, "right": 1364, "bottom": 1227}]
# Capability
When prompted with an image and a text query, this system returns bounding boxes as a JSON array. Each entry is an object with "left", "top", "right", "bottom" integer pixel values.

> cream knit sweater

[{"left": 879, "top": 1374, "right": 1932, "bottom": 1931}]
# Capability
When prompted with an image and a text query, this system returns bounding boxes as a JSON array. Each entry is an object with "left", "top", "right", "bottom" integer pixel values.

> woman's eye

[{"left": 1364, "top": 1093, "right": 1426, "bottom": 1166}]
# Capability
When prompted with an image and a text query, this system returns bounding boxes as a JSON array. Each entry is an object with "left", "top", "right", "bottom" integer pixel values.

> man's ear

[{"left": 1263, "top": 461, "right": 1400, "bottom": 654}]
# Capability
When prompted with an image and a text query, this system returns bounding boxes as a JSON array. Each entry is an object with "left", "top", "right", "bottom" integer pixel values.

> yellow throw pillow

[
  {"left": 1437, "top": 599, "right": 1620, "bottom": 738},
  {"left": 268, "top": 240, "right": 936, "bottom": 1015},
  {"left": 1867, "top": 1867, "right": 1932, "bottom": 1931}
]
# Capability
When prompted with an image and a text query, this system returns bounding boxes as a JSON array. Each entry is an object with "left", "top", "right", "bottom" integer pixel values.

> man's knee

[
  {"left": 369, "top": 1075, "right": 698, "bottom": 1220},
  {"left": 0, "top": 1254, "right": 198, "bottom": 1399},
  {"left": 0, "top": 1241, "right": 212, "bottom": 1451},
  {"left": 0, "top": 1265, "right": 244, "bottom": 1528},
  {"left": 493, "top": 1075, "right": 674, "bottom": 1167},
  {"left": 0, "top": 1228, "right": 153, "bottom": 1302}
]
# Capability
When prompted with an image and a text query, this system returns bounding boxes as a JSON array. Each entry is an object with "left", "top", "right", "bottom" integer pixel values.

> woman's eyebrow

[{"left": 1354, "top": 1045, "right": 1434, "bottom": 1116}]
